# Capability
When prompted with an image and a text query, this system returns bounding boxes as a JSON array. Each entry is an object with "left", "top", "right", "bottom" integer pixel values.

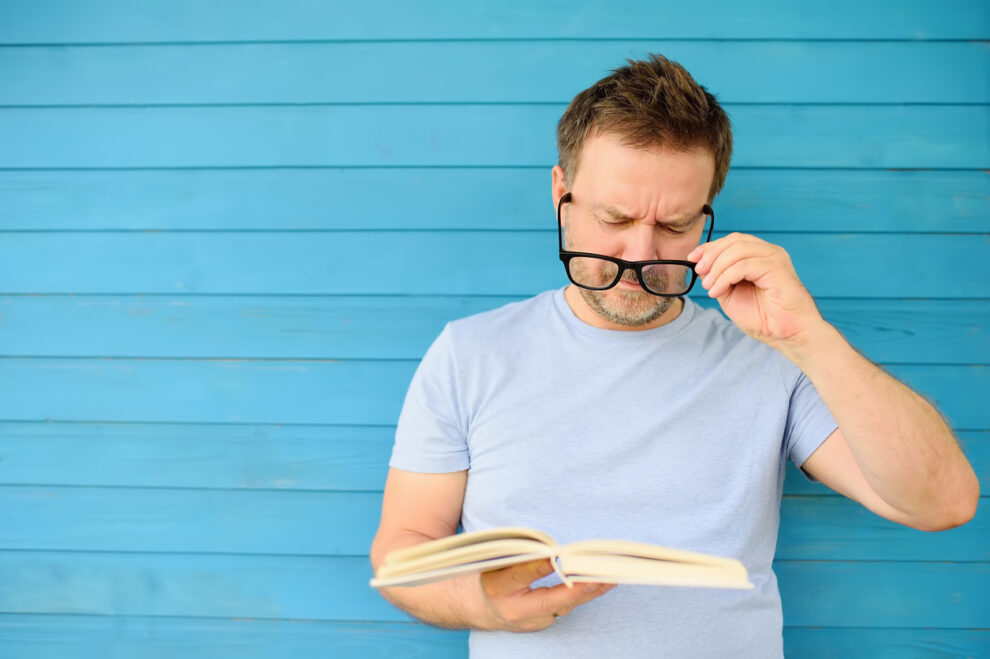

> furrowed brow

[
  {"left": 594, "top": 204, "right": 636, "bottom": 221},
  {"left": 595, "top": 203, "right": 702, "bottom": 226}
]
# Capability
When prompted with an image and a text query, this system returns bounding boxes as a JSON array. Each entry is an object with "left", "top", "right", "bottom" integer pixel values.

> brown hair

[{"left": 556, "top": 53, "right": 732, "bottom": 203}]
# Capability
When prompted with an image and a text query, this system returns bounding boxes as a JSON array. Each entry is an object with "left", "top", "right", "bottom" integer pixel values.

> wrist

[{"left": 776, "top": 320, "right": 848, "bottom": 373}]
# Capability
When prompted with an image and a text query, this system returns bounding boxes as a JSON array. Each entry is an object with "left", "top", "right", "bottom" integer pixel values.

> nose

[{"left": 618, "top": 222, "right": 659, "bottom": 262}]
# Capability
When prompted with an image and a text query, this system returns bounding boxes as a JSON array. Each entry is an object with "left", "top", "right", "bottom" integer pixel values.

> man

[{"left": 370, "top": 54, "right": 978, "bottom": 658}]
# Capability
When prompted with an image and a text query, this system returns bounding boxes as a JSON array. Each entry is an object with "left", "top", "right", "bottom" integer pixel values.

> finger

[
  {"left": 706, "top": 258, "right": 774, "bottom": 299},
  {"left": 553, "top": 583, "right": 618, "bottom": 618},
  {"left": 700, "top": 242, "right": 777, "bottom": 293},
  {"left": 481, "top": 558, "right": 555, "bottom": 598},
  {"left": 526, "top": 581, "right": 616, "bottom": 620},
  {"left": 691, "top": 233, "right": 767, "bottom": 276}
]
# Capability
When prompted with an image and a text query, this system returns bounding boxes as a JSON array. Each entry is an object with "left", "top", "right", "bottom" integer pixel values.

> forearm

[
  {"left": 371, "top": 530, "right": 496, "bottom": 631},
  {"left": 783, "top": 322, "right": 979, "bottom": 524}
]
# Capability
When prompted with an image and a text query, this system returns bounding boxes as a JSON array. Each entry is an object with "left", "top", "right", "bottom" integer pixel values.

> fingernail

[
  {"left": 584, "top": 584, "right": 599, "bottom": 594},
  {"left": 539, "top": 561, "right": 554, "bottom": 575}
]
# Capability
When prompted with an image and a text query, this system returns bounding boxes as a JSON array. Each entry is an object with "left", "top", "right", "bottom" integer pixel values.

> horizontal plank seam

[
  {"left": 0, "top": 165, "right": 985, "bottom": 172},
  {"left": 0, "top": 356, "right": 987, "bottom": 366},
  {"left": 1, "top": 294, "right": 988, "bottom": 302},
  {"left": 6, "top": 483, "right": 968, "bottom": 497},
  {"left": 0, "top": 548, "right": 986, "bottom": 563},
  {"left": 1, "top": 230, "right": 987, "bottom": 236},
  {"left": 0, "top": 419, "right": 982, "bottom": 432},
  {"left": 1, "top": 102, "right": 988, "bottom": 110},
  {"left": 0, "top": 612, "right": 982, "bottom": 632},
  {"left": 0, "top": 37, "right": 987, "bottom": 47},
  {"left": 0, "top": 293, "right": 988, "bottom": 302}
]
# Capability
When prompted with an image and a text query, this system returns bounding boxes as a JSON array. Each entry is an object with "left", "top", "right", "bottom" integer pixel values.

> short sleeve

[
  {"left": 781, "top": 355, "right": 839, "bottom": 482},
  {"left": 388, "top": 324, "right": 470, "bottom": 473}
]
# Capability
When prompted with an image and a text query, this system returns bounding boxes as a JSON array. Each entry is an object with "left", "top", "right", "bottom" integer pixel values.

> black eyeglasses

[{"left": 556, "top": 192, "right": 714, "bottom": 297}]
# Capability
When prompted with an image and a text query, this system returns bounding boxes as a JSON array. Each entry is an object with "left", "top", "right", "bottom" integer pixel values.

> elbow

[
  {"left": 918, "top": 476, "right": 980, "bottom": 532},
  {"left": 370, "top": 532, "right": 389, "bottom": 571}
]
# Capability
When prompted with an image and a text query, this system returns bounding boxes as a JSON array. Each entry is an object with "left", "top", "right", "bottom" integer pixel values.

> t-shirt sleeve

[
  {"left": 388, "top": 324, "right": 470, "bottom": 473},
  {"left": 780, "top": 355, "right": 839, "bottom": 482}
]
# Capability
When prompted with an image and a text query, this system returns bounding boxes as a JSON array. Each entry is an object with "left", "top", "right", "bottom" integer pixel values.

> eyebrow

[{"left": 593, "top": 203, "right": 701, "bottom": 226}]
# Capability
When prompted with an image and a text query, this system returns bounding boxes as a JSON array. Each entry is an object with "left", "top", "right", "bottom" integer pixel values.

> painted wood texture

[
  {"left": 1, "top": 169, "right": 987, "bottom": 232},
  {"left": 1, "top": 552, "right": 987, "bottom": 627},
  {"left": 2, "top": 42, "right": 987, "bottom": 105},
  {"left": 2, "top": 297, "right": 987, "bottom": 362},
  {"left": 0, "top": 360, "right": 986, "bottom": 427},
  {"left": 1, "top": 233, "right": 988, "bottom": 297},
  {"left": 1, "top": 105, "right": 986, "bottom": 169},
  {"left": 0, "top": 0, "right": 985, "bottom": 41},
  {"left": 1, "top": 1, "right": 987, "bottom": 657},
  {"left": 0, "top": 423, "right": 986, "bottom": 494},
  {"left": 0, "top": 617, "right": 986, "bottom": 659},
  {"left": 1, "top": 486, "right": 987, "bottom": 560}
]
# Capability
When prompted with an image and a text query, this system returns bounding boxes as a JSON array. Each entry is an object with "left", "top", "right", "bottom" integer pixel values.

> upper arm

[
  {"left": 371, "top": 467, "right": 467, "bottom": 568},
  {"left": 800, "top": 428, "right": 915, "bottom": 527}
]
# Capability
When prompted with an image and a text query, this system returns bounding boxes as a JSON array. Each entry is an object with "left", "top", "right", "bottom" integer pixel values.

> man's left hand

[{"left": 687, "top": 233, "right": 826, "bottom": 356}]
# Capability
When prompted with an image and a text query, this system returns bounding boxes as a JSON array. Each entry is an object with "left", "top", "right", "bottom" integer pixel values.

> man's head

[
  {"left": 556, "top": 53, "right": 732, "bottom": 203},
  {"left": 552, "top": 54, "right": 732, "bottom": 329}
]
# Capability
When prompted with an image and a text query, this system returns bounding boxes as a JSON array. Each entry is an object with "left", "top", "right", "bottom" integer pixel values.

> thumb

[{"left": 482, "top": 558, "right": 555, "bottom": 598}]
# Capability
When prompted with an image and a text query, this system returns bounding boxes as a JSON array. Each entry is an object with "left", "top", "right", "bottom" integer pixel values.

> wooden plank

[
  {"left": 1, "top": 42, "right": 986, "bottom": 105},
  {"left": 0, "top": 615, "right": 471, "bottom": 659},
  {"left": 0, "top": 486, "right": 985, "bottom": 560},
  {"left": 774, "top": 562, "right": 990, "bottom": 628},
  {"left": 1, "top": 296, "right": 986, "bottom": 364},
  {"left": 782, "top": 628, "right": 990, "bottom": 659},
  {"left": 775, "top": 495, "right": 990, "bottom": 561},
  {"left": 0, "top": 360, "right": 984, "bottom": 427},
  {"left": 0, "top": 233, "right": 986, "bottom": 298},
  {"left": 1, "top": 615, "right": 986, "bottom": 659},
  {"left": 0, "top": 358, "right": 416, "bottom": 426},
  {"left": 2, "top": 422, "right": 984, "bottom": 494},
  {"left": 0, "top": 105, "right": 985, "bottom": 169},
  {"left": 0, "top": 422, "right": 397, "bottom": 491},
  {"left": 1, "top": 552, "right": 986, "bottom": 627},
  {"left": 0, "top": 552, "right": 401, "bottom": 621},
  {"left": 1, "top": 169, "right": 986, "bottom": 233},
  {"left": 0, "top": 0, "right": 985, "bottom": 42}
]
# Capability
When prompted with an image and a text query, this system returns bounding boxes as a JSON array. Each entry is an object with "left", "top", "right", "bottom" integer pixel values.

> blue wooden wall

[{"left": 0, "top": 1, "right": 987, "bottom": 656}]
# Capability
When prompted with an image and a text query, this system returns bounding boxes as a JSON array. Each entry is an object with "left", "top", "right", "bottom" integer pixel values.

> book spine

[{"left": 551, "top": 554, "right": 573, "bottom": 588}]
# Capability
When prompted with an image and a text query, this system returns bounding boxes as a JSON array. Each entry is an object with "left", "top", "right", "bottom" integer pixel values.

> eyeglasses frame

[{"left": 556, "top": 191, "right": 715, "bottom": 298}]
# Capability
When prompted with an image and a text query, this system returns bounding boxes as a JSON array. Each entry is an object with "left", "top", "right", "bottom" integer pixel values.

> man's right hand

[{"left": 479, "top": 558, "right": 616, "bottom": 632}]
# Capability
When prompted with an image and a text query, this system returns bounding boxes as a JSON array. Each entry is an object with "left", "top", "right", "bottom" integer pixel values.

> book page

[
  {"left": 561, "top": 538, "right": 742, "bottom": 568},
  {"left": 370, "top": 547, "right": 556, "bottom": 588},
  {"left": 383, "top": 526, "right": 556, "bottom": 566},
  {"left": 377, "top": 538, "right": 555, "bottom": 580},
  {"left": 557, "top": 553, "right": 753, "bottom": 590}
]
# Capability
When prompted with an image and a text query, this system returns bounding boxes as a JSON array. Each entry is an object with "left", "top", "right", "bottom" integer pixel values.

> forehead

[{"left": 571, "top": 132, "right": 715, "bottom": 216}]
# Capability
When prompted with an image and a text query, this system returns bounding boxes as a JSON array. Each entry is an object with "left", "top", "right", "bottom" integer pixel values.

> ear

[{"left": 551, "top": 165, "right": 568, "bottom": 212}]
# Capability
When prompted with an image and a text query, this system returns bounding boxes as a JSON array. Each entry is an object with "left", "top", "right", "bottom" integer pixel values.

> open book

[{"left": 370, "top": 526, "right": 753, "bottom": 590}]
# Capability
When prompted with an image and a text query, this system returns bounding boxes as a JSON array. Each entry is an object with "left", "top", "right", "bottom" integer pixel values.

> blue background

[{"left": 0, "top": 1, "right": 987, "bottom": 656}]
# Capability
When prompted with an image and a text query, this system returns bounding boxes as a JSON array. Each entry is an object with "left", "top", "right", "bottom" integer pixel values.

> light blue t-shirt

[{"left": 390, "top": 288, "right": 837, "bottom": 658}]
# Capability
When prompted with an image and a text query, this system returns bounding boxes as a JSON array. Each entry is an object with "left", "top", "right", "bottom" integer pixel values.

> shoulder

[
  {"left": 445, "top": 289, "right": 558, "bottom": 346},
  {"left": 685, "top": 299, "right": 794, "bottom": 388}
]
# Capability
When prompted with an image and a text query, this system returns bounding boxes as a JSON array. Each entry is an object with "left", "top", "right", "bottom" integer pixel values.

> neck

[{"left": 563, "top": 286, "right": 685, "bottom": 331}]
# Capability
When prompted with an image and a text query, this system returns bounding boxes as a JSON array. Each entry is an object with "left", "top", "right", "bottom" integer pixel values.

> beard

[{"left": 576, "top": 272, "right": 677, "bottom": 327}]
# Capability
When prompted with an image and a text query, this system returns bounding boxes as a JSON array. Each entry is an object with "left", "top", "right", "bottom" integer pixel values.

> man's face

[{"left": 553, "top": 132, "right": 716, "bottom": 329}]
